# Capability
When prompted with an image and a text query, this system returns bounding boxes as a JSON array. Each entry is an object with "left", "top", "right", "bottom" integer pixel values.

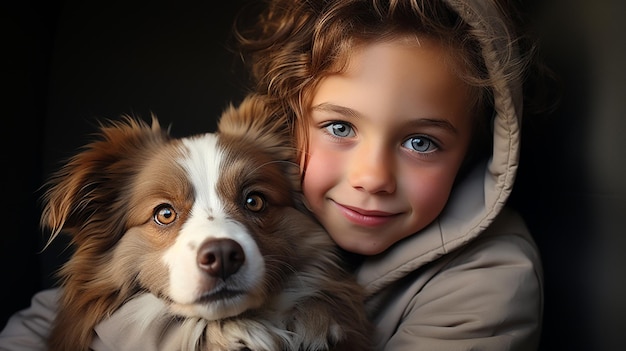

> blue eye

[
  {"left": 403, "top": 136, "right": 438, "bottom": 153},
  {"left": 324, "top": 122, "right": 355, "bottom": 138}
]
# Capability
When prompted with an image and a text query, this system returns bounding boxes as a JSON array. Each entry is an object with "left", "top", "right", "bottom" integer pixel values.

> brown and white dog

[{"left": 43, "top": 94, "right": 372, "bottom": 351}]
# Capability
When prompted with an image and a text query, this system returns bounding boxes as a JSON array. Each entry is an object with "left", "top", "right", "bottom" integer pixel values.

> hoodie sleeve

[
  {"left": 0, "top": 288, "right": 58, "bottom": 351},
  {"left": 0, "top": 290, "right": 210, "bottom": 351},
  {"left": 383, "top": 225, "right": 543, "bottom": 351}
]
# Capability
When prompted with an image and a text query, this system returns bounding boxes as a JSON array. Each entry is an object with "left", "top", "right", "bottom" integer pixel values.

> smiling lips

[{"left": 333, "top": 201, "right": 399, "bottom": 227}]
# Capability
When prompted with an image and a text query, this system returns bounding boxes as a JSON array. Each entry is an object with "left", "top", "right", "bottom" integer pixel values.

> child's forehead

[
  {"left": 312, "top": 42, "right": 473, "bottom": 113},
  {"left": 328, "top": 33, "right": 458, "bottom": 75},
  {"left": 321, "top": 33, "right": 483, "bottom": 111},
  {"left": 327, "top": 36, "right": 460, "bottom": 88}
]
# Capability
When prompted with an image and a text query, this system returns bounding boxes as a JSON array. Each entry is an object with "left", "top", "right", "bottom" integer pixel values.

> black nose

[{"left": 197, "top": 238, "right": 245, "bottom": 279}]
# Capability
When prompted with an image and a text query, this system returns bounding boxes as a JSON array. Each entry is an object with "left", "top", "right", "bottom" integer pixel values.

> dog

[{"left": 43, "top": 94, "right": 373, "bottom": 351}]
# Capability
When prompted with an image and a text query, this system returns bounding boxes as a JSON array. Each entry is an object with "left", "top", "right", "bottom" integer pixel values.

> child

[
  {"left": 232, "top": 0, "right": 545, "bottom": 349},
  {"left": 1, "top": 0, "right": 546, "bottom": 349}
]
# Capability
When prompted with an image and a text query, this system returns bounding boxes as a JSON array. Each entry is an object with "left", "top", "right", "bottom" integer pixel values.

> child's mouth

[{"left": 332, "top": 201, "right": 399, "bottom": 227}]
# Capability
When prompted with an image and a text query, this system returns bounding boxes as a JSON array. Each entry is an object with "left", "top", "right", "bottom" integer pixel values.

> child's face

[{"left": 302, "top": 37, "right": 475, "bottom": 255}]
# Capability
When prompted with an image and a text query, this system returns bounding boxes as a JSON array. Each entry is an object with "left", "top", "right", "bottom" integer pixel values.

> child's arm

[{"left": 0, "top": 288, "right": 59, "bottom": 350}]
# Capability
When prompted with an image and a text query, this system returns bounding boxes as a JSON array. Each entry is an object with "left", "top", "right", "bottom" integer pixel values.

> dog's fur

[{"left": 44, "top": 94, "right": 372, "bottom": 351}]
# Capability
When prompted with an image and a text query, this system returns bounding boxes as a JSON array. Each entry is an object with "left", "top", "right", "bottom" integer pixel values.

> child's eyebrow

[
  {"left": 409, "top": 119, "right": 459, "bottom": 136},
  {"left": 311, "top": 102, "right": 458, "bottom": 135},
  {"left": 310, "top": 103, "right": 361, "bottom": 119}
]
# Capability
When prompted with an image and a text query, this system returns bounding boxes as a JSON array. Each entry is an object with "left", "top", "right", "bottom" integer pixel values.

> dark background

[{"left": 1, "top": 0, "right": 625, "bottom": 350}]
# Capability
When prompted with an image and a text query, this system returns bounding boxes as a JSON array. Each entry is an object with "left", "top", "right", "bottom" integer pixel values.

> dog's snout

[{"left": 197, "top": 239, "right": 245, "bottom": 279}]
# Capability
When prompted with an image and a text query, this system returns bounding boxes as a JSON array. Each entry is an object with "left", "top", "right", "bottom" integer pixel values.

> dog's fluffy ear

[
  {"left": 217, "top": 94, "right": 292, "bottom": 150},
  {"left": 41, "top": 116, "right": 169, "bottom": 245}
]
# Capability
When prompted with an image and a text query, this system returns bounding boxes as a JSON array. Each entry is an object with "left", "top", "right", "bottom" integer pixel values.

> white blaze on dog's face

[
  {"left": 121, "top": 130, "right": 299, "bottom": 322},
  {"left": 166, "top": 134, "right": 266, "bottom": 319}
]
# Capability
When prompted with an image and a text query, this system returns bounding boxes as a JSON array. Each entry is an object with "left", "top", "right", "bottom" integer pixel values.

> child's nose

[{"left": 347, "top": 146, "right": 396, "bottom": 194}]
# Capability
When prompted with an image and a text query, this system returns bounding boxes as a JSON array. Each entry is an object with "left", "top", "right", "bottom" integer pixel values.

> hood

[{"left": 357, "top": 0, "right": 524, "bottom": 294}]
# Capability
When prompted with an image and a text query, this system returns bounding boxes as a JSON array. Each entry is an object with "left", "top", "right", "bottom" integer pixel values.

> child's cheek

[
  {"left": 401, "top": 168, "right": 455, "bottom": 221},
  {"left": 301, "top": 151, "right": 331, "bottom": 210}
]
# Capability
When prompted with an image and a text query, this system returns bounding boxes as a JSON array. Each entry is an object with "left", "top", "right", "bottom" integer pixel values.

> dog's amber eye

[
  {"left": 244, "top": 193, "right": 266, "bottom": 212},
  {"left": 154, "top": 204, "right": 177, "bottom": 225}
]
